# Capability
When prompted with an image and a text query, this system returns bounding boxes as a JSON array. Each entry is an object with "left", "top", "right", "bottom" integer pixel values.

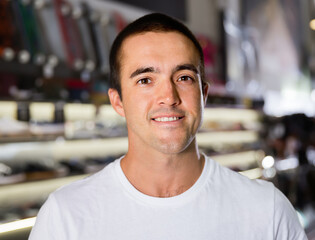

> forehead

[{"left": 119, "top": 31, "right": 200, "bottom": 70}]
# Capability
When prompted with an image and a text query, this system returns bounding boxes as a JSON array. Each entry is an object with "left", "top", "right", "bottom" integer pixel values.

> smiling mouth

[{"left": 152, "top": 116, "right": 184, "bottom": 122}]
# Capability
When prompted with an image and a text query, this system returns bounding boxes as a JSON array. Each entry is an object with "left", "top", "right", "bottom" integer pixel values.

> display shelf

[
  {"left": 0, "top": 137, "right": 127, "bottom": 163},
  {"left": 0, "top": 174, "right": 88, "bottom": 209},
  {"left": 202, "top": 107, "right": 261, "bottom": 123},
  {"left": 0, "top": 60, "right": 41, "bottom": 77},
  {"left": 0, "top": 59, "right": 74, "bottom": 79},
  {"left": 0, "top": 130, "right": 260, "bottom": 163},
  {"left": 197, "top": 130, "right": 259, "bottom": 148},
  {"left": 0, "top": 102, "right": 261, "bottom": 143},
  {"left": 211, "top": 150, "right": 264, "bottom": 169},
  {"left": 0, "top": 149, "right": 264, "bottom": 209},
  {"left": 0, "top": 105, "right": 264, "bottom": 185},
  {"left": 0, "top": 132, "right": 64, "bottom": 144},
  {"left": 0, "top": 61, "right": 108, "bottom": 84}
]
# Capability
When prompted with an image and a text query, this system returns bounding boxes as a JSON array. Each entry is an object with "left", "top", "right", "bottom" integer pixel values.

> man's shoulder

[
  {"left": 204, "top": 156, "right": 306, "bottom": 239},
  {"left": 52, "top": 159, "right": 120, "bottom": 202},
  {"left": 205, "top": 155, "right": 277, "bottom": 221},
  {"left": 205, "top": 155, "right": 275, "bottom": 200}
]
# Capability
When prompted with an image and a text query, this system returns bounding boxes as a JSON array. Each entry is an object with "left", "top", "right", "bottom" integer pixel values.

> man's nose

[{"left": 157, "top": 79, "right": 181, "bottom": 106}]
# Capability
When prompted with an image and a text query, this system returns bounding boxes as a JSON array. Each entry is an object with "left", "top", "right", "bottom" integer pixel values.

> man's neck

[{"left": 120, "top": 142, "right": 205, "bottom": 198}]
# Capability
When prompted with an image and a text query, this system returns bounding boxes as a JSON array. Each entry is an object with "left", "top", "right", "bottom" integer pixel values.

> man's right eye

[{"left": 137, "top": 78, "right": 151, "bottom": 84}]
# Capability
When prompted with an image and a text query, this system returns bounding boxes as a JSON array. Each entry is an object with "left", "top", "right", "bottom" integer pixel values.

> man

[{"left": 30, "top": 13, "right": 307, "bottom": 239}]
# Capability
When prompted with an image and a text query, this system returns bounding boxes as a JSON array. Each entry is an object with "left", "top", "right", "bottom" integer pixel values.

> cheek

[
  {"left": 122, "top": 94, "right": 150, "bottom": 121},
  {"left": 182, "top": 88, "right": 202, "bottom": 108}
]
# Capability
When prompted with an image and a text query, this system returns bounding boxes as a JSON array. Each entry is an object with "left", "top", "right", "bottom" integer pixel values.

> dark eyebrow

[
  {"left": 130, "top": 67, "right": 158, "bottom": 78},
  {"left": 172, "top": 64, "right": 198, "bottom": 75},
  {"left": 129, "top": 64, "right": 198, "bottom": 79}
]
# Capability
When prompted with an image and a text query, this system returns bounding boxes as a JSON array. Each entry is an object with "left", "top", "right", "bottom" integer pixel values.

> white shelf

[
  {"left": 0, "top": 102, "right": 261, "bottom": 123},
  {"left": 203, "top": 107, "right": 261, "bottom": 123},
  {"left": 211, "top": 150, "right": 264, "bottom": 169},
  {"left": 0, "top": 174, "right": 88, "bottom": 208},
  {"left": 197, "top": 130, "right": 259, "bottom": 148},
  {"left": 0, "top": 130, "right": 259, "bottom": 163}
]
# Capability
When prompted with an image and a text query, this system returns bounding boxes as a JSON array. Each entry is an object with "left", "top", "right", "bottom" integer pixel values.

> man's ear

[
  {"left": 202, "top": 82, "right": 209, "bottom": 105},
  {"left": 108, "top": 88, "right": 125, "bottom": 117}
]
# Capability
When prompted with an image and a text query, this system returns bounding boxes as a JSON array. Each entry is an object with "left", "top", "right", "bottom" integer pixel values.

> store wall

[
  {"left": 76, "top": 0, "right": 221, "bottom": 43},
  {"left": 186, "top": 0, "right": 220, "bottom": 43}
]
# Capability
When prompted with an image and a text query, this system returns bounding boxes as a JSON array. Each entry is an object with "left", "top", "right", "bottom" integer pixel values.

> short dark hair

[{"left": 109, "top": 13, "right": 205, "bottom": 97}]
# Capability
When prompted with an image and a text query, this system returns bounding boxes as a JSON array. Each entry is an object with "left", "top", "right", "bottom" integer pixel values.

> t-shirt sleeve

[
  {"left": 29, "top": 194, "right": 67, "bottom": 240},
  {"left": 273, "top": 187, "right": 308, "bottom": 240}
]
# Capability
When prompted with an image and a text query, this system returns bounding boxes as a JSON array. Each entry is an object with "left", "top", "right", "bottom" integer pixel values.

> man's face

[{"left": 110, "top": 31, "right": 207, "bottom": 155}]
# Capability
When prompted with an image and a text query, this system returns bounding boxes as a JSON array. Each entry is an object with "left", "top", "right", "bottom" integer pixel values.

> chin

[{"left": 154, "top": 137, "right": 194, "bottom": 155}]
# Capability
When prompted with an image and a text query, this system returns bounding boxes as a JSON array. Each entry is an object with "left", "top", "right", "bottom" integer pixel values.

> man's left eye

[{"left": 178, "top": 76, "right": 193, "bottom": 82}]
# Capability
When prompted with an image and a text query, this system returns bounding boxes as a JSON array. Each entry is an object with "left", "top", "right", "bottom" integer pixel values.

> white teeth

[{"left": 154, "top": 117, "right": 180, "bottom": 122}]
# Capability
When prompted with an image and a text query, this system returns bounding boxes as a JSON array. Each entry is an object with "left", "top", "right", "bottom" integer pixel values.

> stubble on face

[{"left": 118, "top": 31, "right": 205, "bottom": 156}]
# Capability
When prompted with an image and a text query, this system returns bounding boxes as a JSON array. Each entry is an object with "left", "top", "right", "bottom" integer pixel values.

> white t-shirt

[{"left": 29, "top": 156, "right": 307, "bottom": 240}]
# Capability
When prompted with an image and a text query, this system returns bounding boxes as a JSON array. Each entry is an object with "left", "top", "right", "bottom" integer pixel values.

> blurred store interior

[{"left": 1, "top": 0, "right": 315, "bottom": 239}]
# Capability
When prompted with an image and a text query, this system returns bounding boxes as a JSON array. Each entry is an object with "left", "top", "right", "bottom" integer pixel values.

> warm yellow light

[
  {"left": 310, "top": 19, "right": 315, "bottom": 30},
  {"left": 0, "top": 217, "right": 36, "bottom": 234}
]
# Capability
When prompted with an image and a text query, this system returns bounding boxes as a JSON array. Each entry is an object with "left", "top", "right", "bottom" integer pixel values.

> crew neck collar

[{"left": 114, "top": 154, "right": 210, "bottom": 207}]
